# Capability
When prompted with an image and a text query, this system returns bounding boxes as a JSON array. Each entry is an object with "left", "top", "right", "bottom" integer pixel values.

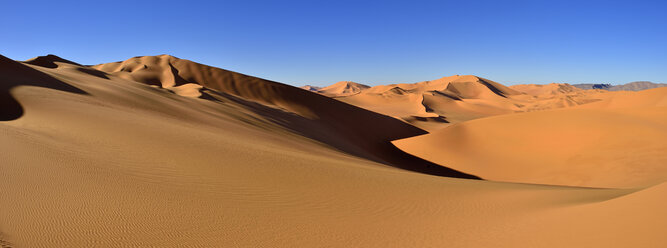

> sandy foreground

[{"left": 1, "top": 54, "right": 666, "bottom": 247}]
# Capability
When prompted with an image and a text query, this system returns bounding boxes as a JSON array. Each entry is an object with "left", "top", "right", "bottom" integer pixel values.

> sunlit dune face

[{"left": 0, "top": 54, "right": 665, "bottom": 247}]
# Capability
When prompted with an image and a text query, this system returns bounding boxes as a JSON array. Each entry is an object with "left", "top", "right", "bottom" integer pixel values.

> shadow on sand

[
  {"left": 201, "top": 89, "right": 480, "bottom": 180},
  {"left": 0, "top": 55, "right": 88, "bottom": 121}
]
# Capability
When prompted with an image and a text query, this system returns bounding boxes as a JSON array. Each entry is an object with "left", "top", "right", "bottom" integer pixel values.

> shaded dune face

[
  {"left": 443, "top": 76, "right": 519, "bottom": 99},
  {"left": 7, "top": 54, "right": 662, "bottom": 186},
  {"left": 2, "top": 54, "right": 667, "bottom": 247},
  {"left": 92, "top": 55, "right": 478, "bottom": 179},
  {"left": 0, "top": 55, "right": 88, "bottom": 120},
  {"left": 305, "top": 76, "right": 666, "bottom": 188},
  {"left": 24, "top": 54, "right": 83, "bottom": 68}
]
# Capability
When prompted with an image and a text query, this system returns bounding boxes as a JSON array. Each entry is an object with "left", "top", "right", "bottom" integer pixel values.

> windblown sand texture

[{"left": 1, "top": 54, "right": 666, "bottom": 247}]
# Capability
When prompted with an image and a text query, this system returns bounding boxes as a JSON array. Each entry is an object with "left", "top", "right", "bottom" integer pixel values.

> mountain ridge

[{"left": 572, "top": 81, "right": 666, "bottom": 91}]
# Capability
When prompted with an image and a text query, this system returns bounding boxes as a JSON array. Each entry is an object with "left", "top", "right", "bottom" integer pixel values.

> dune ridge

[
  {"left": 91, "top": 55, "right": 478, "bottom": 178},
  {"left": 310, "top": 77, "right": 615, "bottom": 131},
  {"left": 315, "top": 81, "right": 370, "bottom": 97},
  {"left": 0, "top": 55, "right": 88, "bottom": 120},
  {"left": 0, "top": 54, "right": 665, "bottom": 247}
]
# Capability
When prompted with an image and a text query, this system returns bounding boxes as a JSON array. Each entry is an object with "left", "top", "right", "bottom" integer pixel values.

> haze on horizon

[{"left": 1, "top": 0, "right": 666, "bottom": 86}]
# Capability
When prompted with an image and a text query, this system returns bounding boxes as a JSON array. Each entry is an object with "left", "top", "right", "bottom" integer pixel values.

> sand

[
  {"left": 1, "top": 54, "right": 666, "bottom": 247},
  {"left": 310, "top": 78, "right": 616, "bottom": 131},
  {"left": 393, "top": 87, "right": 667, "bottom": 188}
]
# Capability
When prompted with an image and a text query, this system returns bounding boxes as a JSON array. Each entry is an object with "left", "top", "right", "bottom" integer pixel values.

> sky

[{"left": 1, "top": 0, "right": 666, "bottom": 86}]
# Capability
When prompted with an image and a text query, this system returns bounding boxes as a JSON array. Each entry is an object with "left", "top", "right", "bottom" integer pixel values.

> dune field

[
  {"left": 307, "top": 77, "right": 617, "bottom": 131},
  {"left": 1, "top": 54, "right": 666, "bottom": 247}
]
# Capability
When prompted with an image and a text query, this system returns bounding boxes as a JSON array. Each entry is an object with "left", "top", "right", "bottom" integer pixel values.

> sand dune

[
  {"left": 0, "top": 54, "right": 88, "bottom": 120},
  {"left": 1, "top": 54, "right": 666, "bottom": 247},
  {"left": 510, "top": 83, "right": 582, "bottom": 95},
  {"left": 315, "top": 81, "right": 370, "bottom": 97},
  {"left": 394, "top": 87, "right": 667, "bottom": 188},
  {"left": 311, "top": 77, "right": 614, "bottom": 131},
  {"left": 509, "top": 83, "right": 614, "bottom": 111},
  {"left": 92, "top": 55, "right": 473, "bottom": 178},
  {"left": 320, "top": 75, "right": 524, "bottom": 130},
  {"left": 579, "top": 86, "right": 667, "bottom": 109}
]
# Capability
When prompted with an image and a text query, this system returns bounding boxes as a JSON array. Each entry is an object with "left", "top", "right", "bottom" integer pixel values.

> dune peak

[
  {"left": 315, "top": 81, "right": 370, "bottom": 97},
  {"left": 24, "top": 54, "right": 82, "bottom": 68},
  {"left": 2, "top": 53, "right": 667, "bottom": 247}
]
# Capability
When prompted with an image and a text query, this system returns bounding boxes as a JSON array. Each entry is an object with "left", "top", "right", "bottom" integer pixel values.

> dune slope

[
  {"left": 394, "top": 87, "right": 667, "bottom": 188},
  {"left": 313, "top": 77, "right": 614, "bottom": 131},
  {"left": 0, "top": 55, "right": 88, "bottom": 120},
  {"left": 1, "top": 54, "right": 665, "bottom": 247},
  {"left": 327, "top": 75, "right": 524, "bottom": 130},
  {"left": 92, "top": 55, "right": 475, "bottom": 178}
]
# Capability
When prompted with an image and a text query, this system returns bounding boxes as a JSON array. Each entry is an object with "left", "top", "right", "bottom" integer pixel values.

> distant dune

[
  {"left": 315, "top": 81, "right": 370, "bottom": 97},
  {"left": 309, "top": 77, "right": 616, "bottom": 131},
  {"left": 1, "top": 54, "right": 666, "bottom": 247},
  {"left": 509, "top": 82, "right": 582, "bottom": 95}
]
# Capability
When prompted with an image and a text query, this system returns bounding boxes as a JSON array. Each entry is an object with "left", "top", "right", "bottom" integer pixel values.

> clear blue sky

[{"left": 1, "top": 0, "right": 665, "bottom": 86}]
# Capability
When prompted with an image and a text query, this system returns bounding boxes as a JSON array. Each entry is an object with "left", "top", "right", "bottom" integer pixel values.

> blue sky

[{"left": 1, "top": 0, "right": 665, "bottom": 86}]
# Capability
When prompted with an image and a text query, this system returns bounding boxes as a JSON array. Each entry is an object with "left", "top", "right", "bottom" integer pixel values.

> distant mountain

[
  {"left": 571, "top": 83, "right": 611, "bottom": 90},
  {"left": 572, "top": 81, "right": 665, "bottom": 91},
  {"left": 610, "top": 81, "right": 667, "bottom": 91}
]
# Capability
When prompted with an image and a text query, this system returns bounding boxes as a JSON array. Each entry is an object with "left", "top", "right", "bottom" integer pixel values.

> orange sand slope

[
  {"left": 91, "top": 54, "right": 472, "bottom": 178},
  {"left": 311, "top": 77, "right": 615, "bottom": 131},
  {"left": 1, "top": 54, "right": 666, "bottom": 247},
  {"left": 394, "top": 87, "right": 667, "bottom": 188},
  {"left": 314, "top": 81, "right": 370, "bottom": 97}
]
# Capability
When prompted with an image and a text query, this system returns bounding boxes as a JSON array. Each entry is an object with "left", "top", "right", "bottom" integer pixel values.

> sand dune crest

[{"left": 1, "top": 54, "right": 665, "bottom": 247}]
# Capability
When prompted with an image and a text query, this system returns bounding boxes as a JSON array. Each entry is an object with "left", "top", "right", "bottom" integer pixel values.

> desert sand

[
  {"left": 1, "top": 54, "right": 666, "bottom": 247},
  {"left": 393, "top": 88, "right": 667, "bottom": 188},
  {"left": 309, "top": 77, "right": 617, "bottom": 131}
]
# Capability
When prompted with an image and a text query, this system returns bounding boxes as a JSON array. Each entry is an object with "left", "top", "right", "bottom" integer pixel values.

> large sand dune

[
  {"left": 310, "top": 77, "right": 615, "bottom": 131},
  {"left": 91, "top": 55, "right": 474, "bottom": 178},
  {"left": 1, "top": 54, "right": 666, "bottom": 247},
  {"left": 394, "top": 87, "right": 667, "bottom": 188}
]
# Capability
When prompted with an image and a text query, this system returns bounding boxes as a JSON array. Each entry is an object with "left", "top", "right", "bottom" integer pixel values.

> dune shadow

[
  {"left": 478, "top": 78, "right": 508, "bottom": 98},
  {"left": 94, "top": 55, "right": 479, "bottom": 179},
  {"left": 168, "top": 62, "right": 193, "bottom": 86},
  {"left": 76, "top": 67, "right": 109, "bottom": 79},
  {"left": 0, "top": 55, "right": 88, "bottom": 121},
  {"left": 24, "top": 54, "right": 82, "bottom": 69},
  {"left": 431, "top": 90, "right": 462, "bottom": 100},
  {"left": 201, "top": 88, "right": 479, "bottom": 180},
  {"left": 409, "top": 116, "right": 449, "bottom": 123},
  {"left": 0, "top": 232, "right": 11, "bottom": 248}
]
